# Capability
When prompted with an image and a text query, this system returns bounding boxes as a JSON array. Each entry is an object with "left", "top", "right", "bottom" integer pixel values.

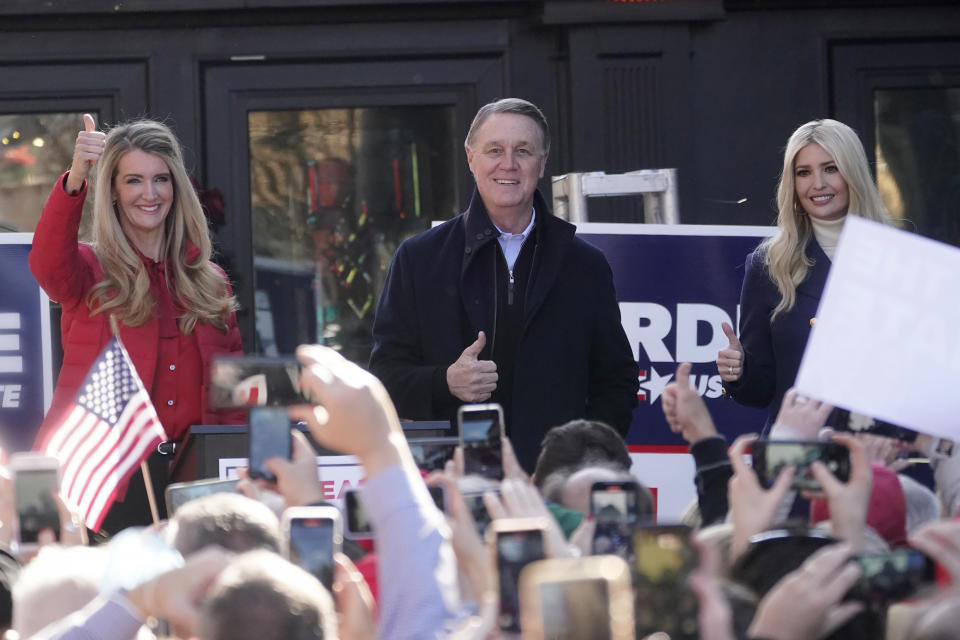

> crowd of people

[
  {"left": 8, "top": 98, "right": 958, "bottom": 639},
  {"left": 0, "top": 344, "right": 956, "bottom": 640}
]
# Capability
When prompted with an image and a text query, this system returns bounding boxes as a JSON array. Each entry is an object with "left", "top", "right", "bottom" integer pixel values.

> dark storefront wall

[{"left": 0, "top": 3, "right": 958, "bottom": 360}]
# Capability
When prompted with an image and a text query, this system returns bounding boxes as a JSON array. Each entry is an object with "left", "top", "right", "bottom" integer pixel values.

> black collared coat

[{"left": 369, "top": 187, "right": 639, "bottom": 471}]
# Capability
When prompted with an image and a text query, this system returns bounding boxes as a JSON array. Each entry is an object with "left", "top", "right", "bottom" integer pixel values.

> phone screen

[
  {"left": 248, "top": 408, "right": 292, "bottom": 481},
  {"left": 540, "top": 578, "right": 613, "bottom": 640},
  {"left": 15, "top": 469, "right": 60, "bottom": 545},
  {"left": 633, "top": 526, "right": 698, "bottom": 640},
  {"left": 210, "top": 356, "right": 310, "bottom": 409},
  {"left": 497, "top": 529, "right": 545, "bottom": 632},
  {"left": 851, "top": 549, "right": 935, "bottom": 601},
  {"left": 591, "top": 483, "right": 639, "bottom": 559},
  {"left": 460, "top": 408, "right": 503, "bottom": 480},
  {"left": 165, "top": 479, "right": 240, "bottom": 515},
  {"left": 753, "top": 441, "right": 851, "bottom": 491},
  {"left": 289, "top": 517, "right": 337, "bottom": 590}
]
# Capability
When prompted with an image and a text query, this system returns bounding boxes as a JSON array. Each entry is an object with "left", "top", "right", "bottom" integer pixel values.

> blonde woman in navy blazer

[{"left": 716, "top": 119, "right": 895, "bottom": 430}]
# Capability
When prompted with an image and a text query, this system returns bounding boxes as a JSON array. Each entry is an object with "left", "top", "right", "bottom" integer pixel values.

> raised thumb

[
  {"left": 463, "top": 331, "right": 486, "bottom": 359},
  {"left": 722, "top": 322, "right": 741, "bottom": 348},
  {"left": 675, "top": 362, "right": 692, "bottom": 387},
  {"left": 83, "top": 113, "right": 97, "bottom": 133}
]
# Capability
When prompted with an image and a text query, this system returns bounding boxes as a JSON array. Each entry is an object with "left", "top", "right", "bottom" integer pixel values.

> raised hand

[
  {"left": 748, "top": 543, "right": 863, "bottom": 640},
  {"left": 773, "top": 388, "right": 834, "bottom": 440},
  {"left": 728, "top": 434, "right": 795, "bottom": 559},
  {"left": 66, "top": 113, "right": 106, "bottom": 194},
  {"left": 662, "top": 362, "right": 717, "bottom": 444},
  {"left": 716, "top": 322, "right": 744, "bottom": 383},
  {"left": 446, "top": 331, "right": 498, "bottom": 402}
]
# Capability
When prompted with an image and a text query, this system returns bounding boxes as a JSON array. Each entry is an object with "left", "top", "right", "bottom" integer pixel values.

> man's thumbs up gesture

[
  {"left": 66, "top": 113, "right": 106, "bottom": 194},
  {"left": 716, "top": 322, "right": 744, "bottom": 382},
  {"left": 446, "top": 331, "right": 498, "bottom": 402}
]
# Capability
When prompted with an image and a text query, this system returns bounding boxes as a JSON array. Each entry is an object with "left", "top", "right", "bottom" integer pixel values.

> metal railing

[{"left": 551, "top": 169, "right": 680, "bottom": 224}]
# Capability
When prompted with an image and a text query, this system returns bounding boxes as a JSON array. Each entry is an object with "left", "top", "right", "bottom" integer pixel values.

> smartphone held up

[
  {"left": 10, "top": 453, "right": 61, "bottom": 554},
  {"left": 458, "top": 403, "right": 505, "bottom": 481}
]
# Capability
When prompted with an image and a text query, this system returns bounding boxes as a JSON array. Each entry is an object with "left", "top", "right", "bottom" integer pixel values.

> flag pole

[{"left": 109, "top": 315, "right": 161, "bottom": 526}]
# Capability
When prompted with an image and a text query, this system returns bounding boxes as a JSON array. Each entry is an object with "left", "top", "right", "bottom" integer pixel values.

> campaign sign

[
  {"left": 577, "top": 224, "right": 774, "bottom": 447},
  {"left": 0, "top": 234, "right": 53, "bottom": 452}
]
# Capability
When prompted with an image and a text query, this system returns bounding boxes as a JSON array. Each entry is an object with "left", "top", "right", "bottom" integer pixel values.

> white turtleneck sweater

[{"left": 809, "top": 215, "right": 846, "bottom": 260}]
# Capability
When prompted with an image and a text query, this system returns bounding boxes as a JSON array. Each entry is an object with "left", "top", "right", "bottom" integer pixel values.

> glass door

[{"left": 203, "top": 56, "right": 502, "bottom": 363}]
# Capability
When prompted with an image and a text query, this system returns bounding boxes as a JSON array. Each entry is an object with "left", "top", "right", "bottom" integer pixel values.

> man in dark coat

[{"left": 369, "top": 98, "right": 639, "bottom": 471}]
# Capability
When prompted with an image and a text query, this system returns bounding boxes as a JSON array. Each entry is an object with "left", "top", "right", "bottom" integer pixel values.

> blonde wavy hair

[
  {"left": 86, "top": 119, "right": 237, "bottom": 333},
  {"left": 762, "top": 119, "right": 894, "bottom": 319}
]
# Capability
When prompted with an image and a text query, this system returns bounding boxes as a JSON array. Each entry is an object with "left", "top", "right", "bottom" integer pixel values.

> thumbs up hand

[
  {"left": 716, "top": 322, "right": 745, "bottom": 382},
  {"left": 662, "top": 362, "right": 717, "bottom": 444},
  {"left": 66, "top": 113, "right": 107, "bottom": 194},
  {"left": 446, "top": 331, "right": 498, "bottom": 402}
]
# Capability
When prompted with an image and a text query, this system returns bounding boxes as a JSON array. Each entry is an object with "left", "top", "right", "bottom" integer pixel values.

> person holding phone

[
  {"left": 716, "top": 119, "right": 895, "bottom": 431},
  {"left": 29, "top": 114, "right": 243, "bottom": 530}
]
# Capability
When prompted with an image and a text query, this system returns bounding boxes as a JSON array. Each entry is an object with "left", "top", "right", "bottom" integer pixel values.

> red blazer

[{"left": 29, "top": 174, "right": 243, "bottom": 448}]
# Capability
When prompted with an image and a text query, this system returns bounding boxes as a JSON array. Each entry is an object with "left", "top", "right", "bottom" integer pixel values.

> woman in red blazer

[
  {"left": 716, "top": 119, "right": 895, "bottom": 432},
  {"left": 30, "top": 114, "right": 243, "bottom": 531}
]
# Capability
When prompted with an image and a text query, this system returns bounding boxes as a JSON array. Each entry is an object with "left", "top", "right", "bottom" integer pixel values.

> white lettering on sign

[
  {"left": 0, "top": 312, "right": 23, "bottom": 374},
  {"left": 620, "top": 302, "right": 736, "bottom": 364},
  {"left": 0, "top": 385, "right": 21, "bottom": 408}
]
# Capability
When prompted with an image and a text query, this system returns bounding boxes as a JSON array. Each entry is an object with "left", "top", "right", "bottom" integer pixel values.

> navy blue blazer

[{"left": 725, "top": 240, "right": 831, "bottom": 430}]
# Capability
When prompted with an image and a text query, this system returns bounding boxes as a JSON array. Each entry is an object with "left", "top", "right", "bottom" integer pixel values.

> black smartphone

[
  {"left": 248, "top": 407, "right": 292, "bottom": 481},
  {"left": 344, "top": 485, "right": 446, "bottom": 539},
  {"left": 164, "top": 478, "right": 240, "bottom": 515},
  {"left": 458, "top": 403, "right": 504, "bottom": 480},
  {"left": 282, "top": 506, "right": 342, "bottom": 591},
  {"left": 210, "top": 355, "right": 312, "bottom": 409},
  {"left": 408, "top": 437, "right": 459, "bottom": 473},
  {"left": 633, "top": 524, "right": 699, "bottom": 640},
  {"left": 490, "top": 519, "right": 547, "bottom": 633},
  {"left": 751, "top": 440, "right": 851, "bottom": 491},
  {"left": 829, "top": 409, "right": 918, "bottom": 444},
  {"left": 590, "top": 481, "right": 641, "bottom": 560},
  {"left": 849, "top": 549, "right": 936, "bottom": 602},
  {"left": 11, "top": 454, "right": 61, "bottom": 553}
]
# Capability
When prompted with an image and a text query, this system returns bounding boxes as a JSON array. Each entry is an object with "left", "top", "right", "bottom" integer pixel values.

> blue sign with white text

[
  {"left": 0, "top": 235, "right": 52, "bottom": 452},
  {"left": 578, "top": 224, "right": 773, "bottom": 448}
]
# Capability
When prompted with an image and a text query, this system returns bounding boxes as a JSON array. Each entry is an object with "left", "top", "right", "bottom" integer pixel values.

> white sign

[
  {"left": 219, "top": 455, "right": 364, "bottom": 506},
  {"left": 796, "top": 216, "right": 960, "bottom": 440}
]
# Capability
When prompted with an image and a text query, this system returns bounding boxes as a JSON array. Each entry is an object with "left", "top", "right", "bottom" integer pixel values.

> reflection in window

[
  {"left": 0, "top": 113, "right": 93, "bottom": 235},
  {"left": 248, "top": 107, "right": 457, "bottom": 364},
  {"left": 875, "top": 89, "right": 960, "bottom": 246}
]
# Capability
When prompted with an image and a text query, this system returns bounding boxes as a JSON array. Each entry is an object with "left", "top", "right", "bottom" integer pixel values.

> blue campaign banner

[
  {"left": 577, "top": 223, "right": 775, "bottom": 449},
  {"left": 0, "top": 235, "right": 53, "bottom": 452}
]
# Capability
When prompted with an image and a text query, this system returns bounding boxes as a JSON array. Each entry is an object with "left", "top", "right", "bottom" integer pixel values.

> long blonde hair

[
  {"left": 86, "top": 119, "right": 237, "bottom": 333},
  {"left": 762, "top": 119, "right": 893, "bottom": 319}
]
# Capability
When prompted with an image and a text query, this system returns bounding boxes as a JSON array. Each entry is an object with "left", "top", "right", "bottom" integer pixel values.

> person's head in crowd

[
  {"left": 532, "top": 420, "right": 631, "bottom": 488},
  {"left": 764, "top": 118, "right": 893, "bottom": 317},
  {"left": 198, "top": 549, "right": 337, "bottom": 640},
  {"left": 171, "top": 492, "right": 281, "bottom": 556},
  {"left": 89, "top": 118, "right": 236, "bottom": 332},
  {"left": 12, "top": 545, "right": 104, "bottom": 637},
  {"left": 559, "top": 465, "right": 652, "bottom": 516}
]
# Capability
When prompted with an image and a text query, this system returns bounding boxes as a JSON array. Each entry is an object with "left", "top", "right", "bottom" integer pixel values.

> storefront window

[
  {"left": 248, "top": 106, "right": 458, "bottom": 363},
  {"left": 0, "top": 113, "right": 93, "bottom": 235},
  {"left": 875, "top": 88, "right": 960, "bottom": 246}
]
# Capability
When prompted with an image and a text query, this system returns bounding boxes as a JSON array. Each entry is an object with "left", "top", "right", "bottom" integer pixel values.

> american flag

[{"left": 41, "top": 337, "right": 167, "bottom": 531}]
